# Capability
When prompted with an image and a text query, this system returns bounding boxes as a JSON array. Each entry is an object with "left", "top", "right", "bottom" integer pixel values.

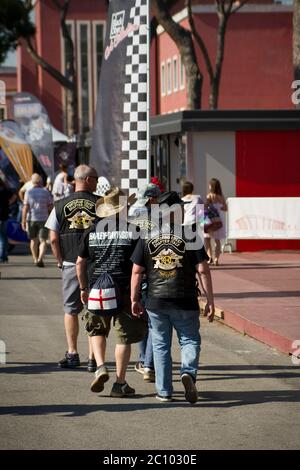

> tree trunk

[
  {"left": 152, "top": 0, "right": 203, "bottom": 109},
  {"left": 65, "top": 83, "right": 78, "bottom": 137},
  {"left": 209, "top": 14, "right": 228, "bottom": 109},
  {"left": 25, "top": 0, "right": 78, "bottom": 136},
  {"left": 59, "top": 0, "right": 78, "bottom": 135}
]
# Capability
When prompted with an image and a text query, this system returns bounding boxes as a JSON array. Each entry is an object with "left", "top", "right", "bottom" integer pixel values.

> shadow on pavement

[
  {"left": 0, "top": 361, "right": 117, "bottom": 375},
  {"left": 1, "top": 277, "right": 62, "bottom": 280},
  {"left": 0, "top": 387, "right": 299, "bottom": 416}
]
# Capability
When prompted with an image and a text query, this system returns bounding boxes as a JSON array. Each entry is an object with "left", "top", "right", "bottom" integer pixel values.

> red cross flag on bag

[{"left": 88, "top": 273, "right": 120, "bottom": 315}]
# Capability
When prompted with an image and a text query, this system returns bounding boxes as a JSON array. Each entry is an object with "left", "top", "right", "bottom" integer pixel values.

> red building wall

[
  {"left": 236, "top": 130, "right": 300, "bottom": 251},
  {"left": 159, "top": 10, "right": 293, "bottom": 113}
]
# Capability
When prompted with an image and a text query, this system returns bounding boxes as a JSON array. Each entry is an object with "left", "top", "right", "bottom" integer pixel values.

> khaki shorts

[{"left": 82, "top": 295, "right": 147, "bottom": 345}]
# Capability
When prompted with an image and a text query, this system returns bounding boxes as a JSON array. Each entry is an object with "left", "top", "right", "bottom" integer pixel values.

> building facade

[
  {"left": 1, "top": 0, "right": 299, "bottom": 251},
  {"left": 10, "top": 0, "right": 295, "bottom": 132},
  {"left": 156, "top": 0, "right": 294, "bottom": 114},
  {"left": 0, "top": 67, "right": 17, "bottom": 121}
]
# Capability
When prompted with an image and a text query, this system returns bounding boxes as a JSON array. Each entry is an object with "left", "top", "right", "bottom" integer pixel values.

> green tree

[
  {"left": 0, "top": 0, "right": 35, "bottom": 64},
  {"left": 0, "top": 0, "right": 78, "bottom": 136}
]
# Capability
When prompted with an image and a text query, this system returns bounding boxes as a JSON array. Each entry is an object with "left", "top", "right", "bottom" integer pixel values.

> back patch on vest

[
  {"left": 64, "top": 199, "right": 96, "bottom": 230},
  {"left": 148, "top": 234, "right": 185, "bottom": 279}
]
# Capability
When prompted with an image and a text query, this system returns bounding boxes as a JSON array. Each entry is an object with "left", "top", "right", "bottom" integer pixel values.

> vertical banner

[
  {"left": 0, "top": 149, "right": 20, "bottom": 190},
  {"left": 13, "top": 92, "right": 54, "bottom": 180},
  {"left": 91, "top": 0, "right": 149, "bottom": 194}
]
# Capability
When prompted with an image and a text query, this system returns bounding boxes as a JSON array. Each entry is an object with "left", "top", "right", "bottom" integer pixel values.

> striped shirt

[{"left": 24, "top": 186, "right": 53, "bottom": 221}]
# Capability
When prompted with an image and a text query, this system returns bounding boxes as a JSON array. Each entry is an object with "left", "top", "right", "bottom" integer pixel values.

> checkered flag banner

[{"left": 91, "top": 0, "right": 149, "bottom": 194}]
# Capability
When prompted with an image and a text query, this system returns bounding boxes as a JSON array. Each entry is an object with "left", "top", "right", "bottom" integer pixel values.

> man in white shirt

[
  {"left": 52, "top": 164, "right": 68, "bottom": 201},
  {"left": 181, "top": 181, "right": 204, "bottom": 226},
  {"left": 22, "top": 173, "right": 53, "bottom": 267}
]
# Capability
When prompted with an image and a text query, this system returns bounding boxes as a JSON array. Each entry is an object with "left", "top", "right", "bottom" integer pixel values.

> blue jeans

[
  {"left": 138, "top": 312, "right": 154, "bottom": 369},
  {"left": 0, "top": 220, "right": 8, "bottom": 262},
  {"left": 147, "top": 308, "right": 201, "bottom": 397}
]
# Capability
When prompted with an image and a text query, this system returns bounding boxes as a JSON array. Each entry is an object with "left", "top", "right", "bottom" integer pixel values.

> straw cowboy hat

[{"left": 96, "top": 187, "right": 136, "bottom": 218}]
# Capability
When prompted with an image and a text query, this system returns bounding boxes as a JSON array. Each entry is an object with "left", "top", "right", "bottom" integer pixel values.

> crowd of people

[{"left": 0, "top": 165, "right": 230, "bottom": 403}]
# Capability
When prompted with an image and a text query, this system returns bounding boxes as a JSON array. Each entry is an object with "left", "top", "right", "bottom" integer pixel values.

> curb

[{"left": 199, "top": 300, "right": 294, "bottom": 355}]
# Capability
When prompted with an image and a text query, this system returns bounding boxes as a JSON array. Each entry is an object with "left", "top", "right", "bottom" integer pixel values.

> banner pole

[{"left": 146, "top": 0, "right": 150, "bottom": 182}]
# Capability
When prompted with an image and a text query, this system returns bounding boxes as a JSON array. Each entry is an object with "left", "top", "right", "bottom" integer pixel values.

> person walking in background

[
  {"left": 63, "top": 174, "right": 74, "bottom": 198},
  {"left": 21, "top": 173, "right": 53, "bottom": 267},
  {"left": 52, "top": 163, "right": 68, "bottom": 201},
  {"left": 129, "top": 182, "right": 162, "bottom": 383},
  {"left": 204, "top": 178, "right": 227, "bottom": 266},
  {"left": 18, "top": 178, "right": 34, "bottom": 202},
  {"left": 45, "top": 165, "right": 99, "bottom": 371},
  {"left": 0, "top": 178, "right": 17, "bottom": 263},
  {"left": 181, "top": 181, "right": 204, "bottom": 226}
]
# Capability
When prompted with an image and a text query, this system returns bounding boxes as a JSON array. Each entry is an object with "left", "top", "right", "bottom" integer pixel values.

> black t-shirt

[
  {"left": 78, "top": 220, "right": 139, "bottom": 291},
  {"left": 131, "top": 230, "right": 208, "bottom": 310},
  {"left": 0, "top": 188, "right": 13, "bottom": 221}
]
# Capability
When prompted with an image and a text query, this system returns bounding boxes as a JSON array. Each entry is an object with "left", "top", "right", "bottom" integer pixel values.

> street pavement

[{"left": 0, "top": 251, "right": 299, "bottom": 450}]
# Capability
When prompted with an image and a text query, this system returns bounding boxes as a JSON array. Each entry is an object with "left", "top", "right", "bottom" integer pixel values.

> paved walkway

[
  {"left": 209, "top": 252, "right": 300, "bottom": 355},
  {"left": 0, "top": 252, "right": 299, "bottom": 450}
]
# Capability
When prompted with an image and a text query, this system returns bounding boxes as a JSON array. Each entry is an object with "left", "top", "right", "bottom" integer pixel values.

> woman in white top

[
  {"left": 205, "top": 178, "right": 227, "bottom": 266},
  {"left": 181, "top": 181, "right": 204, "bottom": 226}
]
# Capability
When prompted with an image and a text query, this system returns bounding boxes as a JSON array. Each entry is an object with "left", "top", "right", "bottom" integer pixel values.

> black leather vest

[
  {"left": 144, "top": 230, "right": 198, "bottom": 299},
  {"left": 55, "top": 191, "right": 98, "bottom": 263}
]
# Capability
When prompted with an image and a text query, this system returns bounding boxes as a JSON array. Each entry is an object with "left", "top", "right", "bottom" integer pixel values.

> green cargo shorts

[{"left": 82, "top": 295, "right": 147, "bottom": 345}]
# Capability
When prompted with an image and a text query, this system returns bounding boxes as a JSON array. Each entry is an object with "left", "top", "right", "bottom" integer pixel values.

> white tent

[{"left": 52, "top": 126, "right": 68, "bottom": 143}]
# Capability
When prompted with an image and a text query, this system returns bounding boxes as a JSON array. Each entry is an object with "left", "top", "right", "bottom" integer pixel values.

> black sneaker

[
  {"left": 90, "top": 365, "right": 109, "bottom": 393},
  {"left": 87, "top": 358, "right": 97, "bottom": 373},
  {"left": 181, "top": 373, "right": 198, "bottom": 404},
  {"left": 110, "top": 382, "right": 135, "bottom": 398},
  {"left": 58, "top": 352, "right": 80, "bottom": 368}
]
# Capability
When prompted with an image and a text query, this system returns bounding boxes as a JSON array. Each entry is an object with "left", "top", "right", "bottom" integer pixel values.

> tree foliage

[{"left": 0, "top": 0, "right": 35, "bottom": 64}]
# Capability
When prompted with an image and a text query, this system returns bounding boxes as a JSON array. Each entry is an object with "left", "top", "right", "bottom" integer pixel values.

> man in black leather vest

[
  {"left": 130, "top": 191, "right": 215, "bottom": 404},
  {"left": 45, "top": 164, "right": 98, "bottom": 370}
]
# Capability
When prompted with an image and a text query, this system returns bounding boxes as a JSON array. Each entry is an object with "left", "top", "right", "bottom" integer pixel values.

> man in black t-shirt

[
  {"left": 130, "top": 191, "right": 215, "bottom": 404},
  {"left": 76, "top": 188, "right": 146, "bottom": 398}
]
